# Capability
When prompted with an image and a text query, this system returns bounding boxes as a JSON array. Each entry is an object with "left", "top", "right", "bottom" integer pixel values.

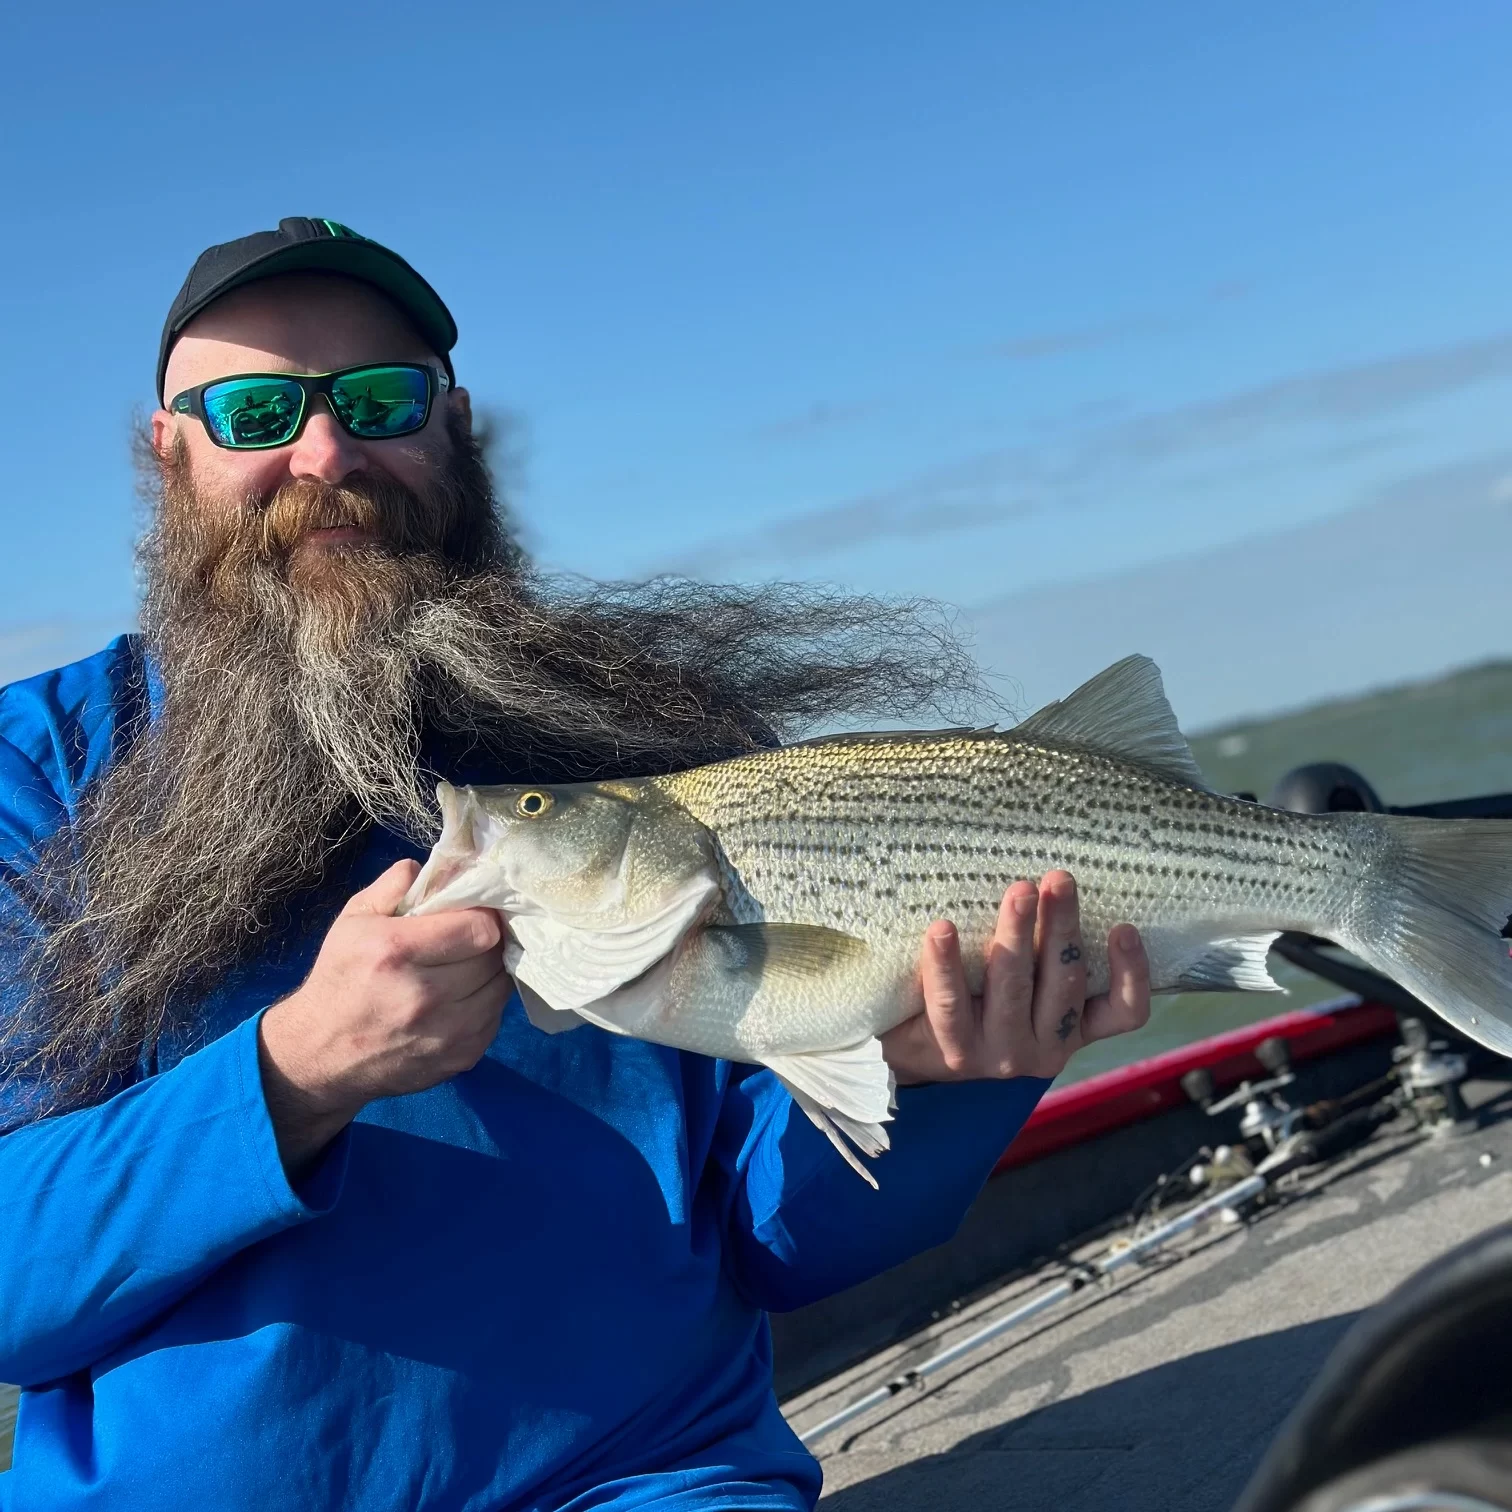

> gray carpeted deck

[{"left": 785, "top": 1079, "right": 1512, "bottom": 1512}]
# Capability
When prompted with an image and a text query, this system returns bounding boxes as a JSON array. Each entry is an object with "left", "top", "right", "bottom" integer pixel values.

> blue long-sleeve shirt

[{"left": 0, "top": 637, "right": 1048, "bottom": 1511}]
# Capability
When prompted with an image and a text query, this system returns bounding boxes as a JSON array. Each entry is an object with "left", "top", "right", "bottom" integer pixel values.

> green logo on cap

[{"left": 318, "top": 219, "right": 368, "bottom": 242}]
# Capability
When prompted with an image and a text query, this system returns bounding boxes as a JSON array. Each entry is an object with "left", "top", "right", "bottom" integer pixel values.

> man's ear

[
  {"left": 448, "top": 386, "right": 473, "bottom": 437},
  {"left": 150, "top": 408, "right": 177, "bottom": 460}
]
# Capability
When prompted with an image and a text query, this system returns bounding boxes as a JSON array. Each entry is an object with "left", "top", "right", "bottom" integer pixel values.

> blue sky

[{"left": 3, "top": 2, "right": 1511, "bottom": 727}]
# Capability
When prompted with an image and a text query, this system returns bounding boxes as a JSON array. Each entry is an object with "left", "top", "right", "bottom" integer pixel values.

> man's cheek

[{"left": 188, "top": 440, "right": 286, "bottom": 503}]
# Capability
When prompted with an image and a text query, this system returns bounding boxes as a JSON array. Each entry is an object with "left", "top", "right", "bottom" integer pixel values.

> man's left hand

[{"left": 881, "top": 870, "right": 1151, "bottom": 1085}]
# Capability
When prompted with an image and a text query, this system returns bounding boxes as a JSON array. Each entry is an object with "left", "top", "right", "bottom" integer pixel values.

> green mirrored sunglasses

[{"left": 169, "top": 363, "right": 448, "bottom": 450}]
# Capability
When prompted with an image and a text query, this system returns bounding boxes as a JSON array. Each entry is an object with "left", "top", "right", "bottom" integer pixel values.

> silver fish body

[
  {"left": 649, "top": 733, "right": 1371, "bottom": 1047},
  {"left": 401, "top": 656, "right": 1512, "bottom": 1182}
]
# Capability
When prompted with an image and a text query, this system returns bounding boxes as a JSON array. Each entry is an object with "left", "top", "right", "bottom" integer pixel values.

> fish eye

[{"left": 516, "top": 790, "right": 554, "bottom": 818}]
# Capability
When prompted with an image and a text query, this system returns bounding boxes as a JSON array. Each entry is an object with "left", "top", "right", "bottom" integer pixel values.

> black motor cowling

[
  {"left": 1267, "top": 762, "right": 1384, "bottom": 815},
  {"left": 1232, "top": 1220, "right": 1512, "bottom": 1511}
]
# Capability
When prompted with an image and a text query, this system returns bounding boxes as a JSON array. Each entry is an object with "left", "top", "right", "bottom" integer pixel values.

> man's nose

[{"left": 286, "top": 401, "right": 366, "bottom": 484}]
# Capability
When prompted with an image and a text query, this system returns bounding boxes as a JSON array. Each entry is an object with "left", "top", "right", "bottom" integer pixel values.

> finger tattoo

[
  {"left": 1056, "top": 1007, "right": 1079, "bottom": 1042},
  {"left": 1060, "top": 943, "right": 1081, "bottom": 965}
]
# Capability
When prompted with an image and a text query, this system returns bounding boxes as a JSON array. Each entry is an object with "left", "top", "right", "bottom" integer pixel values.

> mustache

[
  {"left": 250, "top": 475, "right": 457, "bottom": 559},
  {"left": 138, "top": 416, "right": 520, "bottom": 605}
]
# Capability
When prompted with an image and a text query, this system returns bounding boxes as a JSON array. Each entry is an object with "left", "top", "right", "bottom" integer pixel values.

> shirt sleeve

[
  {"left": 0, "top": 651, "right": 348, "bottom": 1387},
  {"left": 712, "top": 1064, "right": 1049, "bottom": 1312},
  {"left": 0, "top": 1010, "right": 348, "bottom": 1386}
]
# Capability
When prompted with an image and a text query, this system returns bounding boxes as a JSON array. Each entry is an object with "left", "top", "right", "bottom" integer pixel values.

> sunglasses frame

[{"left": 168, "top": 363, "right": 450, "bottom": 450}]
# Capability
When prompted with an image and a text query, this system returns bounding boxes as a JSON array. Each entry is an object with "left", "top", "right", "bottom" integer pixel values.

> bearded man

[{"left": 0, "top": 218, "right": 1151, "bottom": 1511}]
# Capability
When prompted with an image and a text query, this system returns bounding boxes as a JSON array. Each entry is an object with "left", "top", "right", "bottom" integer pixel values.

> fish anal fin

[
  {"left": 1013, "top": 655, "right": 1209, "bottom": 790},
  {"left": 766, "top": 1037, "right": 895, "bottom": 1187},
  {"left": 1169, "top": 933, "right": 1284, "bottom": 993}
]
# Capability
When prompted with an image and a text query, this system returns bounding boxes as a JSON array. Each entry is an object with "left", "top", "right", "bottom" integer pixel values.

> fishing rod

[
  {"left": 797, "top": 1171, "right": 1267, "bottom": 1447},
  {"left": 796, "top": 1013, "right": 1465, "bottom": 1449}
]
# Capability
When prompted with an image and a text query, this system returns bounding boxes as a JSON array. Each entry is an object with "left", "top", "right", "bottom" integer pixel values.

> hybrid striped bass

[{"left": 400, "top": 656, "right": 1512, "bottom": 1182}]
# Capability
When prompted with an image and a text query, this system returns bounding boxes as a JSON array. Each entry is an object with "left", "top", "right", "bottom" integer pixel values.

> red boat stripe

[{"left": 993, "top": 999, "right": 1399, "bottom": 1172}]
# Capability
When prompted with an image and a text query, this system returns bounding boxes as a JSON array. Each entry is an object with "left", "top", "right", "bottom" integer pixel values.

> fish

[{"left": 398, "top": 655, "right": 1512, "bottom": 1184}]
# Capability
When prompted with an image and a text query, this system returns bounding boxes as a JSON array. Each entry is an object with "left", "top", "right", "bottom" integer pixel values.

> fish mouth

[{"left": 399, "top": 783, "right": 512, "bottom": 915}]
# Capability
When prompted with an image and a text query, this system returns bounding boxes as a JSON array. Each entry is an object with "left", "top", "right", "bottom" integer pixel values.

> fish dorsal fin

[{"left": 1011, "top": 655, "right": 1208, "bottom": 789}]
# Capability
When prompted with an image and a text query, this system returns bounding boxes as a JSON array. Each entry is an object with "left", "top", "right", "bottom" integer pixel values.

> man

[{"left": 0, "top": 218, "right": 1151, "bottom": 1510}]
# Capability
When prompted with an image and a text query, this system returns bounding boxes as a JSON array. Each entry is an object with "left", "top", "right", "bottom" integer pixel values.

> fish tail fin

[
  {"left": 1344, "top": 817, "right": 1512, "bottom": 1056},
  {"left": 766, "top": 1039, "right": 895, "bottom": 1188}
]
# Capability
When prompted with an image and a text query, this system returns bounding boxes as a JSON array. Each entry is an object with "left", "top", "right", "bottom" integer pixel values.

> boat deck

[{"left": 785, "top": 1074, "right": 1512, "bottom": 1511}]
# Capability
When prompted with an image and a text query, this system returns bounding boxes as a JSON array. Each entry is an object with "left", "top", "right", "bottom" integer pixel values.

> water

[{"left": 1059, "top": 659, "right": 1512, "bottom": 1085}]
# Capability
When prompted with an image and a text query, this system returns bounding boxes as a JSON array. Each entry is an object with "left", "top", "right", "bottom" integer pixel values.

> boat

[{"left": 780, "top": 765, "right": 1512, "bottom": 1510}]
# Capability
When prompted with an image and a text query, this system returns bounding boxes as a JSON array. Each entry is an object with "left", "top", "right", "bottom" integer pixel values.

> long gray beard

[{"left": 7, "top": 437, "right": 988, "bottom": 1117}]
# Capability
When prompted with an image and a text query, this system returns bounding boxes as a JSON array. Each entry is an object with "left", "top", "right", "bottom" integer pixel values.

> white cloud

[{"left": 671, "top": 330, "right": 1512, "bottom": 575}]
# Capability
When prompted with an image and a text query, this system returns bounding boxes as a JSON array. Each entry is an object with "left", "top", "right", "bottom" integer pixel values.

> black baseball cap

[{"left": 157, "top": 216, "right": 458, "bottom": 403}]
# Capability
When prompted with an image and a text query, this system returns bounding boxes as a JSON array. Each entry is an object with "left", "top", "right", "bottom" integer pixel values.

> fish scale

[
  {"left": 657, "top": 732, "right": 1361, "bottom": 1011},
  {"left": 401, "top": 653, "right": 1512, "bottom": 1183}
]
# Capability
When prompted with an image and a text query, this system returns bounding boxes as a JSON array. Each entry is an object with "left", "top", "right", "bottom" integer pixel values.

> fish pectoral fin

[
  {"left": 703, "top": 922, "right": 870, "bottom": 982},
  {"left": 516, "top": 979, "right": 590, "bottom": 1035},
  {"left": 765, "top": 1038, "right": 895, "bottom": 1189},
  {"left": 1169, "top": 933, "right": 1285, "bottom": 993},
  {"left": 1012, "top": 654, "right": 1210, "bottom": 790}
]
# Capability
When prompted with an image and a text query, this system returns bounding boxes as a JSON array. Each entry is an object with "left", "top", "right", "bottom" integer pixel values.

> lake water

[{"left": 1060, "top": 659, "right": 1512, "bottom": 1085}]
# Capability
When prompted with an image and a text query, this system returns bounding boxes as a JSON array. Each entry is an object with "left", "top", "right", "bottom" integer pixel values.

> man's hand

[
  {"left": 258, "top": 860, "right": 513, "bottom": 1174},
  {"left": 881, "top": 871, "right": 1151, "bottom": 1086}
]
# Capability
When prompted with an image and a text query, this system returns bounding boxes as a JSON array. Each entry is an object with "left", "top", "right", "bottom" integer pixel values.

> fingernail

[
  {"left": 929, "top": 920, "right": 957, "bottom": 945},
  {"left": 1012, "top": 889, "right": 1036, "bottom": 919}
]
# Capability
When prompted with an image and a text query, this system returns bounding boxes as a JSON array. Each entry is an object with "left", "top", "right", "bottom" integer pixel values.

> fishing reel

[
  {"left": 1393, "top": 1014, "right": 1471, "bottom": 1129},
  {"left": 1182, "top": 1036, "right": 1302, "bottom": 1154},
  {"left": 1181, "top": 1037, "right": 1397, "bottom": 1186}
]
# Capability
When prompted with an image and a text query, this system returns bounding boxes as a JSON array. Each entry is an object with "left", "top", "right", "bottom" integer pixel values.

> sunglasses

[{"left": 168, "top": 363, "right": 449, "bottom": 450}]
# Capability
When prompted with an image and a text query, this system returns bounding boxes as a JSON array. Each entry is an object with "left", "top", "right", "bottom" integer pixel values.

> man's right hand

[{"left": 257, "top": 859, "right": 513, "bottom": 1174}]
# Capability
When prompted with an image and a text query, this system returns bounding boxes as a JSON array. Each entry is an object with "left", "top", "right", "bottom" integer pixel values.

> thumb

[{"left": 342, "top": 859, "right": 423, "bottom": 919}]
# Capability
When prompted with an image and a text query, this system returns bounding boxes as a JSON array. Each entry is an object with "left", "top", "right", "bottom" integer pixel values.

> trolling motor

[{"left": 1267, "top": 762, "right": 1384, "bottom": 816}]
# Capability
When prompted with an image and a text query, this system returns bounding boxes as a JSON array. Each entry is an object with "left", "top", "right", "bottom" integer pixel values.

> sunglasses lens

[
  {"left": 329, "top": 366, "right": 431, "bottom": 438},
  {"left": 201, "top": 378, "right": 304, "bottom": 448}
]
